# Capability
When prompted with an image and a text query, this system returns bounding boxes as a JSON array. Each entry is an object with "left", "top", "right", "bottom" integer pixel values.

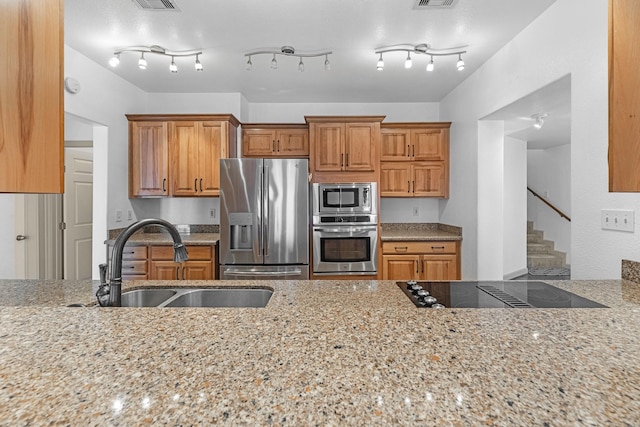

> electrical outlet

[
  {"left": 115, "top": 209, "right": 122, "bottom": 222},
  {"left": 601, "top": 209, "right": 634, "bottom": 232},
  {"left": 209, "top": 208, "right": 216, "bottom": 218},
  {"left": 413, "top": 207, "right": 419, "bottom": 216},
  {"left": 127, "top": 209, "right": 133, "bottom": 221}
]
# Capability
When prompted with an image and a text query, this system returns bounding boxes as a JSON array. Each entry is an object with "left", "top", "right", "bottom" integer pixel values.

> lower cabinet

[
  {"left": 107, "top": 243, "right": 217, "bottom": 281},
  {"left": 150, "top": 245, "right": 215, "bottom": 280},
  {"left": 382, "top": 241, "right": 460, "bottom": 281}
]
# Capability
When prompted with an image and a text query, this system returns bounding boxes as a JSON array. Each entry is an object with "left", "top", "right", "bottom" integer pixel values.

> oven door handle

[{"left": 313, "top": 226, "right": 377, "bottom": 233}]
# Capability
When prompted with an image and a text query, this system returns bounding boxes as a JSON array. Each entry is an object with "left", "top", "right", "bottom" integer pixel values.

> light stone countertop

[
  {"left": 105, "top": 232, "right": 220, "bottom": 246},
  {"left": 1, "top": 278, "right": 639, "bottom": 425}
]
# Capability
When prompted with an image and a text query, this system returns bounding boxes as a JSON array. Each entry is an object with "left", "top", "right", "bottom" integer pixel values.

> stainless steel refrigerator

[{"left": 219, "top": 158, "right": 309, "bottom": 280}]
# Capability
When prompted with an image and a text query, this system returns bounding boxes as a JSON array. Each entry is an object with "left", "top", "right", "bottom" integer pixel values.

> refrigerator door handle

[{"left": 263, "top": 165, "right": 269, "bottom": 257}]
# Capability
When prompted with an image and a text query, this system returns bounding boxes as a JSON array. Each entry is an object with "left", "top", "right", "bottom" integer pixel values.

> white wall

[
  {"left": 527, "top": 144, "right": 571, "bottom": 264},
  {"left": 504, "top": 137, "right": 528, "bottom": 278},
  {"left": 440, "top": 0, "right": 618, "bottom": 279}
]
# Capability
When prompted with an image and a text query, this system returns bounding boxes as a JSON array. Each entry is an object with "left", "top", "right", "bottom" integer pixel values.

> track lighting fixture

[
  {"left": 245, "top": 46, "right": 332, "bottom": 71},
  {"left": 109, "top": 45, "right": 203, "bottom": 73},
  {"left": 376, "top": 53, "right": 384, "bottom": 71},
  {"left": 246, "top": 56, "right": 253, "bottom": 71},
  {"left": 426, "top": 55, "right": 435, "bottom": 72},
  {"left": 374, "top": 43, "right": 467, "bottom": 72},
  {"left": 138, "top": 53, "right": 147, "bottom": 70},
  {"left": 532, "top": 113, "right": 548, "bottom": 129},
  {"left": 404, "top": 52, "right": 413, "bottom": 69}
]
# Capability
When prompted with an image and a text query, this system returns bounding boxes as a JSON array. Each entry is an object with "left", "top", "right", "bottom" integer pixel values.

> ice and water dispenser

[{"left": 228, "top": 212, "right": 254, "bottom": 250}]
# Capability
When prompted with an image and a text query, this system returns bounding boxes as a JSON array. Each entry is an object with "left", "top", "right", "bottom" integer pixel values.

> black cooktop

[{"left": 397, "top": 281, "right": 608, "bottom": 309}]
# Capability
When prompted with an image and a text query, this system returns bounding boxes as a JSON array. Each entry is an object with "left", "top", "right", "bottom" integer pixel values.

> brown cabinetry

[
  {"left": 609, "top": 0, "right": 640, "bottom": 191},
  {"left": 150, "top": 245, "right": 215, "bottom": 280},
  {"left": 242, "top": 125, "right": 309, "bottom": 157},
  {"left": 0, "top": 0, "right": 64, "bottom": 193},
  {"left": 382, "top": 241, "right": 460, "bottom": 281},
  {"left": 107, "top": 245, "right": 149, "bottom": 281},
  {"left": 306, "top": 116, "right": 384, "bottom": 182},
  {"left": 380, "top": 123, "right": 450, "bottom": 198},
  {"left": 127, "top": 114, "right": 239, "bottom": 198}
]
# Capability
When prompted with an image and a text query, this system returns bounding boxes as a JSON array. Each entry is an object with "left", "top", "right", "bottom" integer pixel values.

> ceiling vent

[
  {"left": 414, "top": 0, "right": 459, "bottom": 9},
  {"left": 131, "top": 0, "right": 180, "bottom": 11}
]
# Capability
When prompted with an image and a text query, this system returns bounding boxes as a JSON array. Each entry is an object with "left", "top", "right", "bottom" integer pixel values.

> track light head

[
  {"left": 404, "top": 52, "right": 412, "bottom": 69},
  {"left": 531, "top": 113, "right": 548, "bottom": 129},
  {"left": 194, "top": 54, "right": 203, "bottom": 71},
  {"left": 324, "top": 55, "right": 331, "bottom": 71},
  {"left": 246, "top": 56, "right": 253, "bottom": 71},
  {"left": 109, "top": 53, "right": 120, "bottom": 68},
  {"left": 426, "top": 56, "right": 434, "bottom": 72},
  {"left": 169, "top": 57, "right": 178, "bottom": 73},
  {"left": 298, "top": 57, "right": 305, "bottom": 72},
  {"left": 456, "top": 54, "right": 465, "bottom": 71},
  {"left": 138, "top": 53, "right": 147, "bottom": 70},
  {"left": 270, "top": 54, "right": 278, "bottom": 69},
  {"left": 376, "top": 53, "right": 384, "bottom": 71}
]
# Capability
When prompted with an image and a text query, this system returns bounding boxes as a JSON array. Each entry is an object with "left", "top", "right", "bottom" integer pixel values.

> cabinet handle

[
  {"left": 407, "top": 181, "right": 410, "bottom": 193},
  {"left": 407, "top": 144, "right": 410, "bottom": 157},
  {"left": 421, "top": 260, "right": 425, "bottom": 273},
  {"left": 162, "top": 178, "right": 166, "bottom": 192},
  {"left": 277, "top": 140, "right": 280, "bottom": 152},
  {"left": 194, "top": 179, "right": 198, "bottom": 192},
  {"left": 182, "top": 266, "right": 186, "bottom": 280},
  {"left": 175, "top": 266, "right": 180, "bottom": 280},
  {"left": 341, "top": 153, "right": 344, "bottom": 167},
  {"left": 412, "top": 181, "right": 415, "bottom": 193},
  {"left": 200, "top": 178, "right": 203, "bottom": 192},
  {"left": 412, "top": 145, "right": 415, "bottom": 157},
  {"left": 394, "top": 246, "right": 408, "bottom": 252},
  {"left": 415, "top": 260, "right": 419, "bottom": 273},
  {"left": 346, "top": 153, "right": 349, "bottom": 166},
  {"left": 273, "top": 140, "right": 276, "bottom": 152},
  {"left": 431, "top": 246, "right": 445, "bottom": 250}
]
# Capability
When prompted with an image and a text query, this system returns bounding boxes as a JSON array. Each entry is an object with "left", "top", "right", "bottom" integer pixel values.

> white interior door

[
  {"left": 64, "top": 148, "right": 93, "bottom": 280},
  {"left": 14, "top": 194, "right": 41, "bottom": 279}
]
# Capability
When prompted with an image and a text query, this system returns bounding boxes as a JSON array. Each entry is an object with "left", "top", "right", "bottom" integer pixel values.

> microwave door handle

[{"left": 313, "top": 226, "right": 377, "bottom": 233}]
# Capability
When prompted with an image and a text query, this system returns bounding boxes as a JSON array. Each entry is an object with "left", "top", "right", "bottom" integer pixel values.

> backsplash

[
  {"left": 108, "top": 224, "right": 220, "bottom": 240},
  {"left": 622, "top": 259, "right": 640, "bottom": 284}
]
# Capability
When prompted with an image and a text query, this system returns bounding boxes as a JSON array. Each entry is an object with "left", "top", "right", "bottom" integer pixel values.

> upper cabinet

[
  {"left": 128, "top": 114, "right": 239, "bottom": 198},
  {"left": 609, "top": 0, "right": 640, "bottom": 191},
  {"left": 379, "top": 123, "right": 451, "bottom": 198},
  {"left": 0, "top": 0, "right": 64, "bottom": 193},
  {"left": 242, "top": 124, "right": 309, "bottom": 157},
  {"left": 306, "top": 116, "right": 384, "bottom": 183}
]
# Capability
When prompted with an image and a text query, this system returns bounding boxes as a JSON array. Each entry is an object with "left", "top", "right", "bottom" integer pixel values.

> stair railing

[{"left": 527, "top": 187, "right": 571, "bottom": 222}]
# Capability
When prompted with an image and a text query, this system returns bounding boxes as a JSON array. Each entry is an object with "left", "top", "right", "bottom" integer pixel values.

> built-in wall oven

[{"left": 312, "top": 183, "right": 378, "bottom": 275}]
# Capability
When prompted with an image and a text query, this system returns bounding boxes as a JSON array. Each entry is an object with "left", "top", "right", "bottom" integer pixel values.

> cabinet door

[
  {"left": 380, "top": 129, "right": 411, "bottom": 161},
  {"left": 182, "top": 261, "right": 213, "bottom": 280},
  {"left": 0, "top": 0, "right": 63, "bottom": 193},
  {"left": 380, "top": 163, "right": 411, "bottom": 196},
  {"left": 382, "top": 255, "right": 420, "bottom": 280},
  {"left": 413, "top": 163, "right": 447, "bottom": 197},
  {"left": 199, "top": 121, "right": 223, "bottom": 196},
  {"left": 130, "top": 122, "right": 169, "bottom": 197},
  {"left": 314, "top": 123, "right": 345, "bottom": 171},
  {"left": 276, "top": 129, "right": 309, "bottom": 156},
  {"left": 421, "top": 255, "right": 458, "bottom": 280},
  {"left": 345, "top": 123, "right": 376, "bottom": 171},
  {"left": 412, "top": 129, "right": 445, "bottom": 161},
  {"left": 150, "top": 261, "right": 182, "bottom": 280},
  {"left": 171, "top": 122, "right": 200, "bottom": 196},
  {"left": 243, "top": 129, "right": 276, "bottom": 157}
]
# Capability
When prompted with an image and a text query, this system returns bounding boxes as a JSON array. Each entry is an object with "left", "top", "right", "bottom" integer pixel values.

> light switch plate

[{"left": 601, "top": 209, "right": 634, "bottom": 232}]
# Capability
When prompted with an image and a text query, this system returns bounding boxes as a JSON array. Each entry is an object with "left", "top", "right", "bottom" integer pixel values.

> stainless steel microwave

[{"left": 311, "top": 182, "right": 377, "bottom": 215}]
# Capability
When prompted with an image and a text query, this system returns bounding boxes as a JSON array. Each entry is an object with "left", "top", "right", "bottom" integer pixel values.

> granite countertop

[
  {"left": 381, "top": 223, "right": 462, "bottom": 241},
  {"left": 0, "top": 278, "right": 639, "bottom": 425},
  {"left": 105, "top": 232, "right": 220, "bottom": 246}
]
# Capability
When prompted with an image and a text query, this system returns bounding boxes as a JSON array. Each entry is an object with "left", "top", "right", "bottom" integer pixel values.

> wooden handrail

[{"left": 527, "top": 187, "right": 571, "bottom": 222}]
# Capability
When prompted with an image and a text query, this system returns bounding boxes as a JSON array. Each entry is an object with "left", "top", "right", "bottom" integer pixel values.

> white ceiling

[{"left": 64, "top": 0, "right": 558, "bottom": 103}]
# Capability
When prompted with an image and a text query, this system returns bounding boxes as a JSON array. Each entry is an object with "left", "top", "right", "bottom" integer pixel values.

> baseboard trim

[{"left": 504, "top": 268, "right": 529, "bottom": 280}]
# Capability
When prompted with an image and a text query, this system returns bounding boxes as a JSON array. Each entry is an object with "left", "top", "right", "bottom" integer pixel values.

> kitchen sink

[
  {"left": 121, "top": 288, "right": 178, "bottom": 307},
  {"left": 119, "top": 287, "right": 272, "bottom": 308}
]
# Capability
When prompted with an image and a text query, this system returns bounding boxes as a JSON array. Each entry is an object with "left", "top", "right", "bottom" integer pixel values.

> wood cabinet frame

[{"left": 242, "top": 124, "right": 309, "bottom": 157}]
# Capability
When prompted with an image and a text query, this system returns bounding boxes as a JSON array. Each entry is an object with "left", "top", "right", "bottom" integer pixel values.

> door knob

[{"left": 16, "top": 235, "right": 27, "bottom": 241}]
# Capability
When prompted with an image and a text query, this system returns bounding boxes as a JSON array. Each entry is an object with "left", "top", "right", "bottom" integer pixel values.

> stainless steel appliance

[
  {"left": 220, "top": 158, "right": 309, "bottom": 280},
  {"left": 398, "top": 281, "right": 607, "bottom": 309},
  {"left": 311, "top": 182, "right": 378, "bottom": 276}
]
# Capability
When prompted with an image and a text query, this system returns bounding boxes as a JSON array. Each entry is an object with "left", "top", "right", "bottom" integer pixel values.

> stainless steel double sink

[{"left": 120, "top": 287, "right": 273, "bottom": 308}]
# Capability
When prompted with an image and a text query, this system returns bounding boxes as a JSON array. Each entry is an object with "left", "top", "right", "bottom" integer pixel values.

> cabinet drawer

[
  {"left": 121, "top": 260, "right": 148, "bottom": 275},
  {"left": 121, "top": 246, "right": 148, "bottom": 260},
  {"left": 382, "top": 241, "right": 457, "bottom": 254},
  {"left": 151, "top": 245, "right": 212, "bottom": 261}
]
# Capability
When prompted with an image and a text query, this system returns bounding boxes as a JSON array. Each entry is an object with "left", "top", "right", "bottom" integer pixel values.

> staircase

[{"left": 527, "top": 221, "right": 567, "bottom": 268}]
